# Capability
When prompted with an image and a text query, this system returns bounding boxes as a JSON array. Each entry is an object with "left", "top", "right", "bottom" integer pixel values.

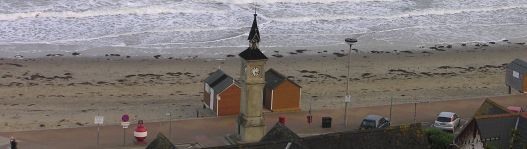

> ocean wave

[
  {"left": 206, "top": 0, "right": 398, "bottom": 4},
  {"left": 0, "top": 5, "right": 225, "bottom": 21},
  {"left": 269, "top": 4, "right": 527, "bottom": 22}
]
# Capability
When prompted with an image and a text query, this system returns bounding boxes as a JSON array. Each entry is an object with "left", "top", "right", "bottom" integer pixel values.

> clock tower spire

[
  {"left": 248, "top": 13, "right": 260, "bottom": 49},
  {"left": 234, "top": 12, "right": 267, "bottom": 143}
]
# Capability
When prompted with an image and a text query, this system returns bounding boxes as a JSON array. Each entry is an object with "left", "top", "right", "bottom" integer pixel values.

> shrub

[{"left": 425, "top": 128, "right": 454, "bottom": 149}]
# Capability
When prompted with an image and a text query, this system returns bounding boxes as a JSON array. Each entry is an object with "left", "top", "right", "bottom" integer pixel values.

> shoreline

[
  {"left": 0, "top": 42, "right": 525, "bottom": 132},
  {"left": 0, "top": 38, "right": 524, "bottom": 59}
]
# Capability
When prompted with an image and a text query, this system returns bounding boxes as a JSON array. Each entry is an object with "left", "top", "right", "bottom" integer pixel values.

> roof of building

[
  {"left": 260, "top": 122, "right": 300, "bottom": 142},
  {"left": 474, "top": 99, "right": 512, "bottom": 117},
  {"left": 207, "top": 141, "right": 299, "bottom": 149},
  {"left": 239, "top": 48, "right": 268, "bottom": 60},
  {"left": 204, "top": 69, "right": 227, "bottom": 85},
  {"left": 474, "top": 114, "right": 517, "bottom": 149},
  {"left": 204, "top": 69, "right": 237, "bottom": 94},
  {"left": 508, "top": 59, "right": 527, "bottom": 74},
  {"left": 510, "top": 59, "right": 527, "bottom": 68},
  {"left": 213, "top": 76, "right": 237, "bottom": 95},
  {"left": 265, "top": 69, "right": 301, "bottom": 89},
  {"left": 209, "top": 123, "right": 429, "bottom": 149},
  {"left": 146, "top": 133, "right": 177, "bottom": 149},
  {"left": 455, "top": 99, "right": 527, "bottom": 149}
]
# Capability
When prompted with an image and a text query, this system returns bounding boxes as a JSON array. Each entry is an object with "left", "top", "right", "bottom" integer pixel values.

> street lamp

[
  {"left": 165, "top": 112, "right": 172, "bottom": 140},
  {"left": 344, "top": 38, "right": 357, "bottom": 128}
]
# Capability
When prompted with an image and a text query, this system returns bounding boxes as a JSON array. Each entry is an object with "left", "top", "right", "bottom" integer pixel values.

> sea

[{"left": 0, "top": 0, "right": 526, "bottom": 58}]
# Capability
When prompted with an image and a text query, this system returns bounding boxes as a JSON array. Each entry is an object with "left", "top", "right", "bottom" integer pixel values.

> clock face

[{"left": 251, "top": 67, "right": 260, "bottom": 77}]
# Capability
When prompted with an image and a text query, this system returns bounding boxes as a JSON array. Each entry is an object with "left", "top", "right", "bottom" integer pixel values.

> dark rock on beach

[
  {"left": 333, "top": 53, "right": 346, "bottom": 57},
  {"left": 46, "top": 54, "right": 63, "bottom": 57},
  {"left": 296, "top": 49, "right": 308, "bottom": 53}
]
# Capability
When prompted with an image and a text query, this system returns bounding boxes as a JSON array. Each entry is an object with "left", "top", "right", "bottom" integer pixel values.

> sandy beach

[{"left": 0, "top": 40, "right": 525, "bottom": 132}]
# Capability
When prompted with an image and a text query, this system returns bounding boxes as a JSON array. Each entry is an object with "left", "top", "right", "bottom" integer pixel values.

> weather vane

[{"left": 254, "top": 0, "right": 257, "bottom": 14}]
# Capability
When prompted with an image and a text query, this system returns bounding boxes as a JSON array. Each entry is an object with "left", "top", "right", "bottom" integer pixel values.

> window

[
  {"left": 361, "top": 120, "right": 376, "bottom": 128},
  {"left": 437, "top": 117, "right": 452, "bottom": 122},
  {"left": 513, "top": 71, "right": 520, "bottom": 79},
  {"left": 381, "top": 118, "right": 388, "bottom": 124}
]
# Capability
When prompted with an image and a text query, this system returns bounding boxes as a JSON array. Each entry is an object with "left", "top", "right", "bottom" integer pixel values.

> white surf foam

[
  {"left": 208, "top": 0, "right": 398, "bottom": 4},
  {"left": 269, "top": 4, "right": 527, "bottom": 22},
  {"left": 0, "top": 0, "right": 526, "bottom": 58},
  {"left": 0, "top": 5, "right": 225, "bottom": 21}
]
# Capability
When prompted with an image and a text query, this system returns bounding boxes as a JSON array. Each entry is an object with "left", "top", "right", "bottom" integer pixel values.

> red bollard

[
  {"left": 279, "top": 116, "right": 286, "bottom": 125},
  {"left": 134, "top": 120, "right": 148, "bottom": 145}
]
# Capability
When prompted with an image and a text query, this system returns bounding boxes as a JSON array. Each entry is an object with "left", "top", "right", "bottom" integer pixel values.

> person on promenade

[{"left": 9, "top": 136, "right": 17, "bottom": 149}]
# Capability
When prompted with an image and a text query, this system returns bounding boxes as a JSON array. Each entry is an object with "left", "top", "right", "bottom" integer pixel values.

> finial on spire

[{"left": 254, "top": 0, "right": 257, "bottom": 15}]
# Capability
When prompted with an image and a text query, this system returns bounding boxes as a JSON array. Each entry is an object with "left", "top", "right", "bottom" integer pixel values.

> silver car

[
  {"left": 359, "top": 115, "right": 390, "bottom": 130},
  {"left": 433, "top": 112, "right": 461, "bottom": 132}
]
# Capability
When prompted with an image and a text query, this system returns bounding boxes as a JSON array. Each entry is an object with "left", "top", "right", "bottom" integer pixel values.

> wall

[
  {"left": 218, "top": 84, "right": 241, "bottom": 116},
  {"left": 272, "top": 80, "right": 300, "bottom": 112}
]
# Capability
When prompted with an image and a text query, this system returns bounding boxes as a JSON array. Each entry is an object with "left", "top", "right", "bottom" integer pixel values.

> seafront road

[{"left": 0, "top": 94, "right": 525, "bottom": 149}]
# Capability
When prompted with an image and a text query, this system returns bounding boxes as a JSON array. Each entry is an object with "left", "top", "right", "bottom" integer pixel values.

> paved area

[{"left": 0, "top": 94, "right": 525, "bottom": 149}]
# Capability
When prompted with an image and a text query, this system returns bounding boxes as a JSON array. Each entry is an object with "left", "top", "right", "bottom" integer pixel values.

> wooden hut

[
  {"left": 264, "top": 69, "right": 301, "bottom": 112},
  {"left": 203, "top": 69, "right": 241, "bottom": 116},
  {"left": 506, "top": 59, "right": 527, "bottom": 93}
]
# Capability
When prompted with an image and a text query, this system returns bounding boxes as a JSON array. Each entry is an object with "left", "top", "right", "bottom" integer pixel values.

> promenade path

[{"left": 0, "top": 94, "right": 525, "bottom": 149}]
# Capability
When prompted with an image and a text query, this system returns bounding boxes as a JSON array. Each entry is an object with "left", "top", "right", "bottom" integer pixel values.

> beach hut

[
  {"left": 203, "top": 69, "right": 241, "bottom": 116},
  {"left": 264, "top": 69, "right": 301, "bottom": 112},
  {"left": 505, "top": 59, "right": 527, "bottom": 93}
]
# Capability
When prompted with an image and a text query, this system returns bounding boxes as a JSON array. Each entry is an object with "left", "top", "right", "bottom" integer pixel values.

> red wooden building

[
  {"left": 264, "top": 69, "right": 302, "bottom": 112},
  {"left": 203, "top": 69, "right": 241, "bottom": 116}
]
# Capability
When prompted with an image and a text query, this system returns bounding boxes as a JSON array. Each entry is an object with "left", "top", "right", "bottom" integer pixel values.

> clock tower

[{"left": 235, "top": 13, "right": 268, "bottom": 142}]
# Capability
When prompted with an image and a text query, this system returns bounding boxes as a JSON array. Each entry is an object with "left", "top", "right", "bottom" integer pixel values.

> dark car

[{"left": 360, "top": 115, "right": 390, "bottom": 130}]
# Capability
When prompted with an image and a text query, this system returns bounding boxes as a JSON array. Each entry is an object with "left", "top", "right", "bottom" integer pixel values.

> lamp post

[
  {"left": 165, "top": 112, "right": 172, "bottom": 140},
  {"left": 344, "top": 38, "right": 357, "bottom": 128}
]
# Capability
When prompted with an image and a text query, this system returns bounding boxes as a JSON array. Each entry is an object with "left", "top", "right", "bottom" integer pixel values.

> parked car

[
  {"left": 432, "top": 112, "right": 461, "bottom": 132},
  {"left": 359, "top": 115, "right": 390, "bottom": 130}
]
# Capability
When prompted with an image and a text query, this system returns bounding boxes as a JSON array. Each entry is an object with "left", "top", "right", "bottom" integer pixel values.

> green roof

[
  {"left": 146, "top": 133, "right": 176, "bottom": 149},
  {"left": 474, "top": 99, "right": 512, "bottom": 117},
  {"left": 260, "top": 122, "right": 300, "bottom": 142}
]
